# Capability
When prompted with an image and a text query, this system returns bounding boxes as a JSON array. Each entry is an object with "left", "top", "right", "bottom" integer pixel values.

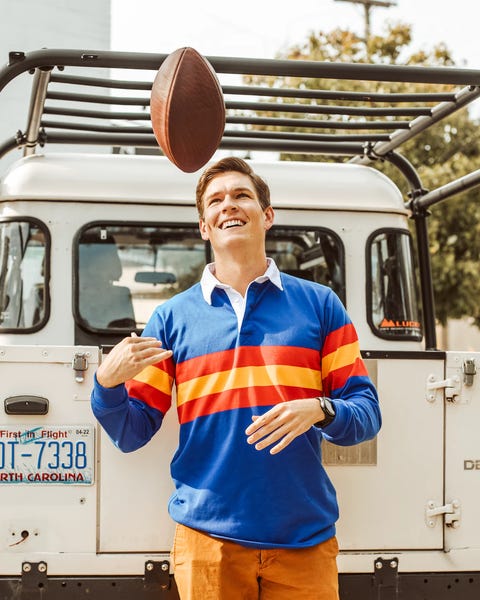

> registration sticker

[{"left": 0, "top": 425, "right": 94, "bottom": 484}]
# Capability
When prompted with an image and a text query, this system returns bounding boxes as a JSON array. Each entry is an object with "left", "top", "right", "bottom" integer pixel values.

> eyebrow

[{"left": 205, "top": 186, "right": 255, "bottom": 202}]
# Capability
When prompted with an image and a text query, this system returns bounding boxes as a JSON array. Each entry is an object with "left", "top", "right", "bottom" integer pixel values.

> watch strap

[{"left": 314, "top": 396, "right": 336, "bottom": 428}]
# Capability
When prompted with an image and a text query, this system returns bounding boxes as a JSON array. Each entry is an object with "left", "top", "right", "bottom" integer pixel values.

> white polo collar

[{"left": 200, "top": 257, "right": 283, "bottom": 305}]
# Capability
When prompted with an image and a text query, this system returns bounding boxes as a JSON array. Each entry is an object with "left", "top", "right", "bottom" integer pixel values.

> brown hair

[{"left": 195, "top": 157, "right": 271, "bottom": 218}]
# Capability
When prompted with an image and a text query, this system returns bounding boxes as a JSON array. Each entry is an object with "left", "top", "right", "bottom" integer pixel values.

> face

[{"left": 199, "top": 171, "right": 274, "bottom": 252}]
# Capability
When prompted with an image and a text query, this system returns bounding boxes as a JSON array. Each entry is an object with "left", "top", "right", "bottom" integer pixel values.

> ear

[
  {"left": 199, "top": 219, "right": 209, "bottom": 241},
  {"left": 263, "top": 206, "right": 275, "bottom": 231}
]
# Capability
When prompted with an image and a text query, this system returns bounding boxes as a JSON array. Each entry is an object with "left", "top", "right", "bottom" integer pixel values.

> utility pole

[{"left": 335, "top": 0, "right": 397, "bottom": 45}]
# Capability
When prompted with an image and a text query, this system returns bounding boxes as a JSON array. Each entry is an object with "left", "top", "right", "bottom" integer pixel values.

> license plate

[{"left": 0, "top": 425, "right": 95, "bottom": 484}]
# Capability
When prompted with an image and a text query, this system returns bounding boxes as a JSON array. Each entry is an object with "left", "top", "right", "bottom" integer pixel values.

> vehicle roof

[{"left": 0, "top": 152, "right": 406, "bottom": 214}]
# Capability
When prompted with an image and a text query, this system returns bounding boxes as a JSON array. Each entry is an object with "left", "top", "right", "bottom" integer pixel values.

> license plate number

[{"left": 0, "top": 425, "right": 94, "bottom": 484}]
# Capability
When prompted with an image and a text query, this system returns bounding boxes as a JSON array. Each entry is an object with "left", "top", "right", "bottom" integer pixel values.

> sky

[{"left": 110, "top": 0, "right": 478, "bottom": 68}]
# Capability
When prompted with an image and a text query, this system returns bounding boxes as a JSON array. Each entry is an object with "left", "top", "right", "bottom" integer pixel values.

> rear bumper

[{"left": 2, "top": 559, "right": 479, "bottom": 600}]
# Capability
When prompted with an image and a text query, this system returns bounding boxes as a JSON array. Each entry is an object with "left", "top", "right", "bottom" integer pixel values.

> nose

[{"left": 221, "top": 193, "right": 238, "bottom": 211}]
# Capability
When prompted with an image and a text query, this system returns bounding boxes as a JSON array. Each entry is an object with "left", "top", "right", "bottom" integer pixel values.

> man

[{"left": 91, "top": 157, "right": 381, "bottom": 599}]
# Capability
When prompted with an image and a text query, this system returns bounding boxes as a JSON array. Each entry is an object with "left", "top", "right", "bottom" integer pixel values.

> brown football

[{"left": 150, "top": 47, "right": 226, "bottom": 173}]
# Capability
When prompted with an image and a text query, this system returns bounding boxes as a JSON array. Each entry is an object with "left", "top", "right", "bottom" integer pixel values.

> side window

[
  {"left": 75, "top": 224, "right": 207, "bottom": 331},
  {"left": 367, "top": 229, "right": 422, "bottom": 340},
  {"left": 267, "top": 227, "right": 345, "bottom": 304},
  {"left": 0, "top": 219, "right": 49, "bottom": 332}
]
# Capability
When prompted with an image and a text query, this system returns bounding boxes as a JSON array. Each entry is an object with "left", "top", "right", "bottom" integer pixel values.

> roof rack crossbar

[
  {"left": 221, "top": 129, "right": 390, "bottom": 142},
  {"left": 48, "top": 76, "right": 457, "bottom": 103},
  {"left": 41, "top": 106, "right": 410, "bottom": 131},
  {"left": 220, "top": 137, "right": 365, "bottom": 155},
  {"left": 50, "top": 73, "right": 152, "bottom": 91},
  {"left": 47, "top": 91, "right": 149, "bottom": 106},
  {"left": 40, "top": 119, "right": 152, "bottom": 134},
  {"left": 225, "top": 100, "right": 431, "bottom": 117},
  {"left": 40, "top": 119, "right": 391, "bottom": 143},
  {"left": 45, "top": 131, "right": 158, "bottom": 147},
  {"left": 43, "top": 106, "right": 150, "bottom": 120},
  {"left": 228, "top": 115, "right": 409, "bottom": 130},
  {"left": 222, "top": 85, "right": 457, "bottom": 103},
  {"left": 3, "top": 49, "right": 480, "bottom": 94},
  {"left": 41, "top": 130, "right": 366, "bottom": 157},
  {"left": 211, "top": 57, "right": 480, "bottom": 85}
]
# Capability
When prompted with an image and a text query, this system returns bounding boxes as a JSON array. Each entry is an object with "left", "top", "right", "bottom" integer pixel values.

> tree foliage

[{"left": 244, "top": 23, "right": 480, "bottom": 327}]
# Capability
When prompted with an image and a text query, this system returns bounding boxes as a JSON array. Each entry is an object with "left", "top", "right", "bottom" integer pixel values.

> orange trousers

[{"left": 171, "top": 524, "right": 339, "bottom": 600}]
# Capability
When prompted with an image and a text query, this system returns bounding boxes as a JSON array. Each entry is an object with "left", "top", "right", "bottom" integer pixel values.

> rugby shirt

[{"left": 91, "top": 268, "right": 381, "bottom": 549}]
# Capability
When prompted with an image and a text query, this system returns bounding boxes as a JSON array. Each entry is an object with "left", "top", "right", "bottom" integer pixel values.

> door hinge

[
  {"left": 374, "top": 557, "right": 399, "bottom": 599},
  {"left": 72, "top": 352, "right": 89, "bottom": 383},
  {"left": 21, "top": 561, "right": 48, "bottom": 591},
  {"left": 144, "top": 560, "right": 171, "bottom": 591},
  {"left": 425, "top": 500, "right": 461, "bottom": 528}
]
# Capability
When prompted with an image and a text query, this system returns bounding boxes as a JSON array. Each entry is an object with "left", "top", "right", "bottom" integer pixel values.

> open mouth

[{"left": 220, "top": 219, "right": 245, "bottom": 230}]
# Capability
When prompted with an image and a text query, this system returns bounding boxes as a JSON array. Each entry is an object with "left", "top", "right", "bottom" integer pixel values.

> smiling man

[
  {"left": 198, "top": 160, "right": 275, "bottom": 299},
  {"left": 91, "top": 157, "right": 381, "bottom": 600}
]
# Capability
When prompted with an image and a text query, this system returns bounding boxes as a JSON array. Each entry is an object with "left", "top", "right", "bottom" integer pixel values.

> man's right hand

[{"left": 96, "top": 334, "right": 173, "bottom": 389}]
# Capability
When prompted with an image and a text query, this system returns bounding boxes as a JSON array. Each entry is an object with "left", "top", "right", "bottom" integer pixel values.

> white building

[{"left": 0, "top": 0, "right": 111, "bottom": 175}]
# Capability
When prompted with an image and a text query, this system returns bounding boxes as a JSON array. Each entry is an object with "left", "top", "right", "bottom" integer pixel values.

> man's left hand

[{"left": 245, "top": 398, "right": 323, "bottom": 455}]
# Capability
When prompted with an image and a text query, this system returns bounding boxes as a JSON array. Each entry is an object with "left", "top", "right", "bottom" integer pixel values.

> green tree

[{"left": 244, "top": 23, "right": 480, "bottom": 328}]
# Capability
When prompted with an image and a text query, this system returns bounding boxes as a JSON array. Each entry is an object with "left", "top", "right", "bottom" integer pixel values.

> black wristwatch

[{"left": 315, "top": 396, "right": 336, "bottom": 428}]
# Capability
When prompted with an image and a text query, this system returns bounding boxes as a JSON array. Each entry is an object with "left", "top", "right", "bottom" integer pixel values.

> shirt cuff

[{"left": 92, "top": 372, "right": 128, "bottom": 409}]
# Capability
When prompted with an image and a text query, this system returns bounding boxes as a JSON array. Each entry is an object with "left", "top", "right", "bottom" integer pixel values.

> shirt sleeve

[
  {"left": 318, "top": 289, "right": 381, "bottom": 445},
  {"left": 90, "top": 310, "right": 175, "bottom": 452}
]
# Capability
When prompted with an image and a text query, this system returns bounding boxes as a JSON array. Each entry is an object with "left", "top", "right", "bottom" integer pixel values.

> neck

[{"left": 214, "top": 251, "right": 268, "bottom": 297}]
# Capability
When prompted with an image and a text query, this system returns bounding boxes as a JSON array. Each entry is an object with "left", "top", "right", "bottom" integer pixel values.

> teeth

[{"left": 221, "top": 220, "right": 244, "bottom": 229}]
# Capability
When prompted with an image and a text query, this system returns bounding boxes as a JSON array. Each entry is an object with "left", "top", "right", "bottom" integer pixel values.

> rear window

[{"left": 74, "top": 223, "right": 345, "bottom": 333}]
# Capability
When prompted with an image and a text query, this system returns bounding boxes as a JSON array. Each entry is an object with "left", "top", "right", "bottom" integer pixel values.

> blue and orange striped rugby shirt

[{"left": 92, "top": 272, "right": 381, "bottom": 549}]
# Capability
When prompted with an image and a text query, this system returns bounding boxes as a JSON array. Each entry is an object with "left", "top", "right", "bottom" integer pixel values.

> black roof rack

[{"left": 1, "top": 48, "right": 479, "bottom": 167}]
